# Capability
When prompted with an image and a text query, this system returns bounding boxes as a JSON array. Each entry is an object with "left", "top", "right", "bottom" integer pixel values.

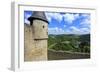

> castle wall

[
  {"left": 32, "top": 20, "right": 48, "bottom": 39},
  {"left": 24, "top": 20, "right": 48, "bottom": 61}
]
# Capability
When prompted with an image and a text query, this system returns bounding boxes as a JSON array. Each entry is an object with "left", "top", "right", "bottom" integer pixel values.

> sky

[{"left": 24, "top": 11, "right": 90, "bottom": 35}]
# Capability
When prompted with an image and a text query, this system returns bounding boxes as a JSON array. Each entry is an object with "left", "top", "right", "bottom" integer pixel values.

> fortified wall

[{"left": 24, "top": 11, "right": 48, "bottom": 61}]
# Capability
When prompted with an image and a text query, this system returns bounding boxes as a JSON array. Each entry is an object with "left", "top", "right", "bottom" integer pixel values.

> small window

[{"left": 43, "top": 25, "right": 45, "bottom": 28}]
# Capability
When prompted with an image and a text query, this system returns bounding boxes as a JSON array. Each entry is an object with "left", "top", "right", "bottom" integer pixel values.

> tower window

[{"left": 43, "top": 25, "right": 45, "bottom": 28}]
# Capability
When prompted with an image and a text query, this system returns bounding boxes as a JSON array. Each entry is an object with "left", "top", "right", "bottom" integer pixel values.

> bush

[{"left": 51, "top": 42, "right": 74, "bottom": 51}]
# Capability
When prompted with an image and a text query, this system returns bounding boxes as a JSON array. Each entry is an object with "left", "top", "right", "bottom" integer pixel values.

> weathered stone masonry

[{"left": 24, "top": 11, "right": 48, "bottom": 61}]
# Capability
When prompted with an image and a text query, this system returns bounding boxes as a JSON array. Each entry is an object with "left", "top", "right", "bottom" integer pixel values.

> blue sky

[{"left": 24, "top": 11, "right": 90, "bottom": 35}]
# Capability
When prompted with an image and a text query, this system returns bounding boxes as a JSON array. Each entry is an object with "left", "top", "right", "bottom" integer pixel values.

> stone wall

[
  {"left": 48, "top": 49, "right": 90, "bottom": 60},
  {"left": 24, "top": 22, "right": 47, "bottom": 61}
]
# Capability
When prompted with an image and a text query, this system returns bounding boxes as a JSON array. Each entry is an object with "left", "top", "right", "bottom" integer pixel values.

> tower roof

[{"left": 28, "top": 11, "right": 48, "bottom": 23}]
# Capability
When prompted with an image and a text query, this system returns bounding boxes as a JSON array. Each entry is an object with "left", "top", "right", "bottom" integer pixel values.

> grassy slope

[{"left": 48, "top": 34, "right": 90, "bottom": 53}]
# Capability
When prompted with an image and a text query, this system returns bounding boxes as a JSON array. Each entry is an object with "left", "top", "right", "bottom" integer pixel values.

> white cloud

[
  {"left": 70, "top": 26, "right": 80, "bottom": 32},
  {"left": 64, "top": 25, "right": 67, "bottom": 28},
  {"left": 46, "top": 12, "right": 80, "bottom": 24},
  {"left": 80, "top": 28, "right": 90, "bottom": 32},
  {"left": 45, "top": 12, "right": 63, "bottom": 22},
  {"left": 45, "top": 13, "right": 52, "bottom": 22},
  {"left": 48, "top": 27, "right": 64, "bottom": 34},
  {"left": 48, "top": 26, "right": 90, "bottom": 35},
  {"left": 80, "top": 18, "right": 90, "bottom": 25},
  {"left": 80, "top": 27, "right": 90, "bottom": 34},
  {"left": 63, "top": 13, "right": 79, "bottom": 24},
  {"left": 69, "top": 26, "right": 90, "bottom": 34},
  {"left": 24, "top": 13, "right": 31, "bottom": 24},
  {"left": 81, "top": 14, "right": 90, "bottom": 18},
  {"left": 25, "top": 14, "right": 31, "bottom": 19},
  {"left": 25, "top": 19, "right": 30, "bottom": 25},
  {"left": 80, "top": 14, "right": 90, "bottom": 28},
  {"left": 80, "top": 18, "right": 90, "bottom": 30}
]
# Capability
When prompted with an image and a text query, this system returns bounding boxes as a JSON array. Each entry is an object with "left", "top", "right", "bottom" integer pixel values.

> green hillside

[{"left": 48, "top": 34, "right": 90, "bottom": 53}]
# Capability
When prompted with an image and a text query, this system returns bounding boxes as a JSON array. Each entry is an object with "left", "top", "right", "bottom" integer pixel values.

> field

[{"left": 48, "top": 34, "right": 90, "bottom": 60}]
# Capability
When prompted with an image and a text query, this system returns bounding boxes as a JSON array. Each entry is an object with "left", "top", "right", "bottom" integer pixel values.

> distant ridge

[{"left": 48, "top": 34, "right": 90, "bottom": 36}]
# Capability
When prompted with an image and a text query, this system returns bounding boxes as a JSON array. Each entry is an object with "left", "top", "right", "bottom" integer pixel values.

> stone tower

[{"left": 24, "top": 11, "right": 48, "bottom": 61}]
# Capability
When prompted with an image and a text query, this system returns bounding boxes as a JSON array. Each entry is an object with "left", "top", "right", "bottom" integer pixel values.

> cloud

[
  {"left": 25, "top": 14, "right": 31, "bottom": 19},
  {"left": 48, "top": 27, "right": 64, "bottom": 34},
  {"left": 24, "top": 11, "right": 90, "bottom": 35},
  {"left": 48, "top": 26, "right": 90, "bottom": 35},
  {"left": 45, "top": 12, "right": 80, "bottom": 25},
  {"left": 80, "top": 18, "right": 90, "bottom": 30},
  {"left": 80, "top": 14, "right": 90, "bottom": 28},
  {"left": 80, "top": 28, "right": 90, "bottom": 32},
  {"left": 69, "top": 26, "right": 90, "bottom": 34},
  {"left": 47, "top": 12, "right": 90, "bottom": 35},
  {"left": 25, "top": 19, "right": 30, "bottom": 25},
  {"left": 81, "top": 14, "right": 90, "bottom": 18},
  {"left": 80, "top": 18, "right": 90, "bottom": 25},
  {"left": 63, "top": 13, "right": 79, "bottom": 24},
  {"left": 45, "top": 12, "right": 63, "bottom": 22},
  {"left": 70, "top": 26, "right": 80, "bottom": 32},
  {"left": 24, "top": 12, "right": 31, "bottom": 24},
  {"left": 64, "top": 25, "right": 67, "bottom": 28}
]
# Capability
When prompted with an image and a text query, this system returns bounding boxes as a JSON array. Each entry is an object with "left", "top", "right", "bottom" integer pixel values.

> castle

[{"left": 24, "top": 11, "right": 48, "bottom": 61}]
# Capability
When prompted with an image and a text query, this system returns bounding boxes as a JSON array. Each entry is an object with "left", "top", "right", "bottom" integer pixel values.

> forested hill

[
  {"left": 48, "top": 34, "right": 90, "bottom": 43},
  {"left": 79, "top": 34, "right": 90, "bottom": 42},
  {"left": 48, "top": 34, "right": 90, "bottom": 53}
]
